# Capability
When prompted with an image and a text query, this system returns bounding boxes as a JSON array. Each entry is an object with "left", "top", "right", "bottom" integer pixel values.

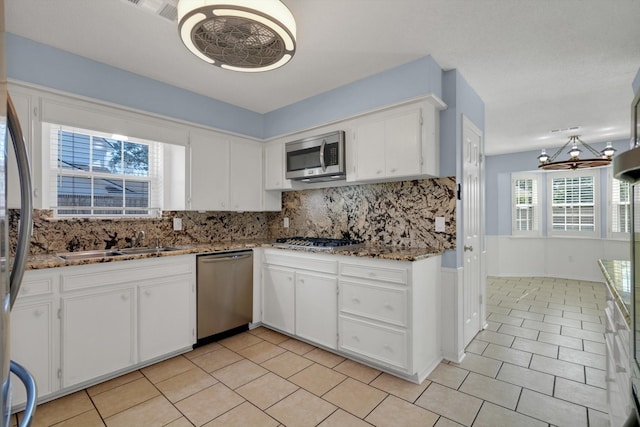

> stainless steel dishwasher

[{"left": 197, "top": 250, "right": 253, "bottom": 342}]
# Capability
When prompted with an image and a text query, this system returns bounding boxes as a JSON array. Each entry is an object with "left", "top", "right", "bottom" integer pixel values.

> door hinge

[{"left": 457, "top": 183, "right": 462, "bottom": 200}]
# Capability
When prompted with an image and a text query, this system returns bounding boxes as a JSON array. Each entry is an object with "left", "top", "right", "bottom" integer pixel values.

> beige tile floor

[{"left": 13, "top": 276, "right": 609, "bottom": 427}]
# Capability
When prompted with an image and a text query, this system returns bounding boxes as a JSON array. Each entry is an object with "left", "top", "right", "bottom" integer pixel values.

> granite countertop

[
  {"left": 598, "top": 259, "right": 631, "bottom": 327},
  {"left": 25, "top": 240, "right": 444, "bottom": 270}
]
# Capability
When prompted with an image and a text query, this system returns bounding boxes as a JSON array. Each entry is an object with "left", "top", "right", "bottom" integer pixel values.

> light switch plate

[
  {"left": 173, "top": 218, "right": 182, "bottom": 231},
  {"left": 435, "top": 217, "right": 445, "bottom": 232},
  {"left": 283, "top": 217, "right": 289, "bottom": 228}
]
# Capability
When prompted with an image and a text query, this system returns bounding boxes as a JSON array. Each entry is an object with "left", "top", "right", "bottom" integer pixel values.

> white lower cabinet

[
  {"left": 10, "top": 255, "right": 196, "bottom": 410},
  {"left": 62, "top": 287, "right": 135, "bottom": 388},
  {"left": 260, "top": 249, "right": 441, "bottom": 383},
  {"left": 295, "top": 272, "right": 338, "bottom": 350},
  {"left": 139, "top": 277, "right": 194, "bottom": 361},
  {"left": 10, "top": 269, "right": 58, "bottom": 408},
  {"left": 261, "top": 250, "right": 338, "bottom": 349},
  {"left": 262, "top": 266, "right": 295, "bottom": 334}
]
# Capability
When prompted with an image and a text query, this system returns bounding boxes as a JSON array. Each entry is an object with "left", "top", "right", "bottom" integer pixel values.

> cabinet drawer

[
  {"left": 340, "top": 263, "right": 407, "bottom": 284},
  {"left": 264, "top": 250, "right": 337, "bottom": 274},
  {"left": 340, "top": 281, "right": 407, "bottom": 326},
  {"left": 20, "top": 275, "right": 55, "bottom": 297},
  {"left": 339, "top": 316, "right": 407, "bottom": 370}
]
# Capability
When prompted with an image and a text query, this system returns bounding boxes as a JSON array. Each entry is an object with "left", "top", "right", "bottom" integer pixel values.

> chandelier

[
  {"left": 537, "top": 135, "right": 616, "bottom": 170},
  {"left": 177, "top": 0, "right": 296, "bottom": 72}
]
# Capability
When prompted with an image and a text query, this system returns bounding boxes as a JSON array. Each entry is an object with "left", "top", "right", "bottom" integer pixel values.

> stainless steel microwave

[{"left": 285, "top": 131, "right": 346, "bottom": 182}]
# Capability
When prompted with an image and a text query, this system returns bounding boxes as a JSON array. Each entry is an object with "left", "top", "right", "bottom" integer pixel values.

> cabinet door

[
  {"left": 139, "top": 277, "right": 195, "bottom": 361},
  {"left": 264, "top": 141, "right": 291, "bottom": 190},
  {"left": 384, "top": 110, "right": 422, "bottom": 178},
  {"left": 7, "top": 90, "right": 32, "bottom": 209},
  {"left": 262, "top": 266, "right": 295, "bottom": 334},
  {"left": 61, "top": 287, "right": 135, "bottom": 387},
  {"left": 353, "top": 120, "right": 385, "bottom": 180},
  {"left": 189, "top": 130, "right": 230, "bottom": 210},
  {"left": 11, "top": 299, "right": 57, "bottom": 406},
  {"left": 230, "top": 138, "right": 262, "bottom": 211},
  {"left": 295, "top": 272, "right": 337, "bottom": 349}
]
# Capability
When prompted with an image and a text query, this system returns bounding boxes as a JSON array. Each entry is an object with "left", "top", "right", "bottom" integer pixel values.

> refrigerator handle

[
  {"left": 9, "top": 361, "right": 36, "bottom": 427},
  {"left": 7, "top": 94, "right": 33, "bottom": 309}
]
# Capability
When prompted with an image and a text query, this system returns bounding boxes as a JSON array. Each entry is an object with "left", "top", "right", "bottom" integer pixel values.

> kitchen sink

[
  {"left": 117, "top": 247, "right": 182, "bottom": 255},
  {"left": 57, "top": 247, "right": 182, "bottom": 260},
  {"left": 57, "top": 250, "right": 124, "bottom": 260}
]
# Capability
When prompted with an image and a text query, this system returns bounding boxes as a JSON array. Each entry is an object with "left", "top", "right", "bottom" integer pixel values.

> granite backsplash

[
  {"left": 10, "top": 177, "right": 456, "bottom": 255},
  {"left": 268, "top": 177, "right": 456, "bottom": 251}
]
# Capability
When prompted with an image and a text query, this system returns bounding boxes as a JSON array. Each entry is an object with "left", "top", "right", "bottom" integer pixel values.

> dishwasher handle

[{"left": 199, "top": 252, "right": 252, "bottom": 263}]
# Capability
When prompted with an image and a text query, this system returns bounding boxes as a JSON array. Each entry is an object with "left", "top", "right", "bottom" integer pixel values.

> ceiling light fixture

[
  {"left": 177, "top": 0, "right": 296, "bottom": 72},
  {"left": 537, "top": 135, "right": 616, "bottom": 170}
]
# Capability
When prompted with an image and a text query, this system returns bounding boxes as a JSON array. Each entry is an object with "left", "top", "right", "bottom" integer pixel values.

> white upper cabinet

[
  {"left": 7, "top": 88, "right": 36, "bottom": 209},
  {"left": 189, "top": 131, "right": 268, "bottom": 211},
  {"left": 189, "top": 129, "right": 230, "bottom": 210},
  {"left": 229, "top": 137, "right": 263, "bottom": 211},
  {"left": 264, "top": 139, "right": 292, "bottom": 190},
  {"left": 350, "top": 105, "right": 430, "bottom": 182}
]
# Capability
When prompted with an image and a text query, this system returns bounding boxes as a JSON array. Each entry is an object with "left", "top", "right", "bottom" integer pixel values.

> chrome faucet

[{"left": 131, "top": 230, "right": 145, "bottom": 247}]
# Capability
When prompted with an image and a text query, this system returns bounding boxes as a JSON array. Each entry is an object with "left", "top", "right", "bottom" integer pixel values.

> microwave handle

[{"left": 319, "top": 139, "right": 326, "bottom": 171}]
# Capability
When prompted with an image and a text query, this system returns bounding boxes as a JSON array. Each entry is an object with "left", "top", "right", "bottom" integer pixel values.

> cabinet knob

[
  {"left": 145, "top": 290, "right": 151, "bottom": 296},
  {"left": 352, "top": 335, "right": 360, "bottom": 342},
  {"left": 376, "top": 170, "right": 382, "bottom": 175},
  {"left": 464, "top": 245, "right": 474, "bottom": 252},
  {"left": 121, "top": 294, "right": 128, "bottom": 301},
  {"left": 352, "top": 297, "right": 360, "bottom": 304},
  {"left": 299, "top": 279, "right": 305, "bottom": 284},
  {"left": 368, "top": 272, "right": 376, "bottom": 277},
  {"left": 384, "top": 303, "right": 393, "bottom": 311},
  {"left": 33, "top": 310, "right": 42, "bottom": 317},
  {"left": 383, "top": 344, "right": 393, "bottom": 352},
  {"left": 390, "top": 168, "right": 397, "bottom": 173}
]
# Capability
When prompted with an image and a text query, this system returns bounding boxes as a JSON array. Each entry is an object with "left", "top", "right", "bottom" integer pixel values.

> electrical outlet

[
  {"left": 173, "top": 218, "right": 182, "bottom": 231},
  {"left": 283, "top": 217, "right": 289, "bottom": 228},
  {"left": 435, "top": 217, "right": 445, "bottom": 232}
]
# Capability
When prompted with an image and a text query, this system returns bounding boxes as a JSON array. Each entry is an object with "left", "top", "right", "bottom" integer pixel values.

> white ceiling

[{"left": 6, "top": 0, "right": 640, "bottom": 155}]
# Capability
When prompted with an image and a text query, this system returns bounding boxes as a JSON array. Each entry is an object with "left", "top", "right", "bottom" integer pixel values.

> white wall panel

[{"left": 487, "top": 236, "right": 629, "bottom": 282}]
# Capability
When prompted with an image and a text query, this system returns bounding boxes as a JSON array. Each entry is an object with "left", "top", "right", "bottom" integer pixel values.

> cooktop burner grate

[{"left": 275, "top": 237, "right": 362, "bottom": 249}]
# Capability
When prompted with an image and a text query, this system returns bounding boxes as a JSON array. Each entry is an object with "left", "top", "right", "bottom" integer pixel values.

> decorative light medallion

[
  {"left": 177, "top": 0, "right": 296, "bottom": 72},
  {"left": 537, "top": 135, "right": 616, "bottom": 170}
]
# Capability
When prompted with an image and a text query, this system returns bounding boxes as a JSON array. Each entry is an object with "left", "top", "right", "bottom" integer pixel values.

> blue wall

[
  {"left": 264, "top": 56, "right": 443, "bottom": 138},
  {"left": 485, "top": 139, "right": 628, "bottom": 237},
  {"left": 440, "top": 70, "right": 485, "bottom": 268},
  {"left": 7, "top": 33, "right": 265, "bottom": 138}
]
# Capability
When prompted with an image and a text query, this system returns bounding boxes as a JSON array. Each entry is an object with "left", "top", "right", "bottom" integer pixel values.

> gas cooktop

[{"left": 275, "top": 237, "right": 363, "bottom": 250}]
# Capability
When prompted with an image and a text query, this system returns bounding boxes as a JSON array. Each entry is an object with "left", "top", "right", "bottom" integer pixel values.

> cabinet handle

[
  {"left": 352, "top": 297, "right": 360, "bottom": 304},
  {"left": 368, "top": 272, "right": 377, "bottom": 277},
  {"left": 299, "top": 279, "right": 305, "bottom": 284},
  {"left": 33, "top": 310, "right": 42, "bottom": 317},
  {"left": 352, "top": 335, "right": 360, "bottom": 342},
  {"left": 121, "top": 294, "right": 129, "bottom": 301},
  {"left": 390, "top": 168, "right": 397, "bottom": 173},
  {"left": 616, "top": 364, "right": 627, "bottom": 373},
  {"left": 383, "top": 344, "right": 393, "bottom": 352},
  {"left": 384, "top": 303, "right": 393, "bottom": 311},
  {"left": 376, "top": 170, "right": 382, "bottom": 175},
  {"left": 144, "top": 290, "right": 151, "bottom": 296}
]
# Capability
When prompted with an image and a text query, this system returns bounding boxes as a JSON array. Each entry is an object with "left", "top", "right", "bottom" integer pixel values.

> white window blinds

[
  {"left": 550, "top": 172, "right": 597, "bottom": 235},
  {"left": 611, "top": 176, "right": 631, "bottom": 234},
  {"left": 46, "top": 123, "right": 163, "bottom": 217},
  {"left": 511, "top": 173, "right": 541, "bottom": 235}
]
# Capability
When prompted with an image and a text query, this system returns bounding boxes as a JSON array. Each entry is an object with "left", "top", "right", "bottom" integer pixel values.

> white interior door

[{"left": 462, "top": 116, "right": 483, "bottom": 347}]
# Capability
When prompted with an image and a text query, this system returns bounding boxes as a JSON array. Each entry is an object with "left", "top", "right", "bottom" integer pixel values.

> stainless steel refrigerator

[{"left": 0, "top": 0, "right": 37, "bottom": 425}]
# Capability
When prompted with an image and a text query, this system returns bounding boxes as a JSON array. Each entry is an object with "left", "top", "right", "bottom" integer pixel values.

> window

[
  {"left": 548, "top": 171, "right": 599, "bottom": 236},
  {"left": 47, "top": 124, "right": 162, "bottom": 217},
  {"left": 511, "top": 173, "right": 541, "bottom": 235},
  {"left": 610, "top": 175, "right": 631, "bottom": 236}
]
